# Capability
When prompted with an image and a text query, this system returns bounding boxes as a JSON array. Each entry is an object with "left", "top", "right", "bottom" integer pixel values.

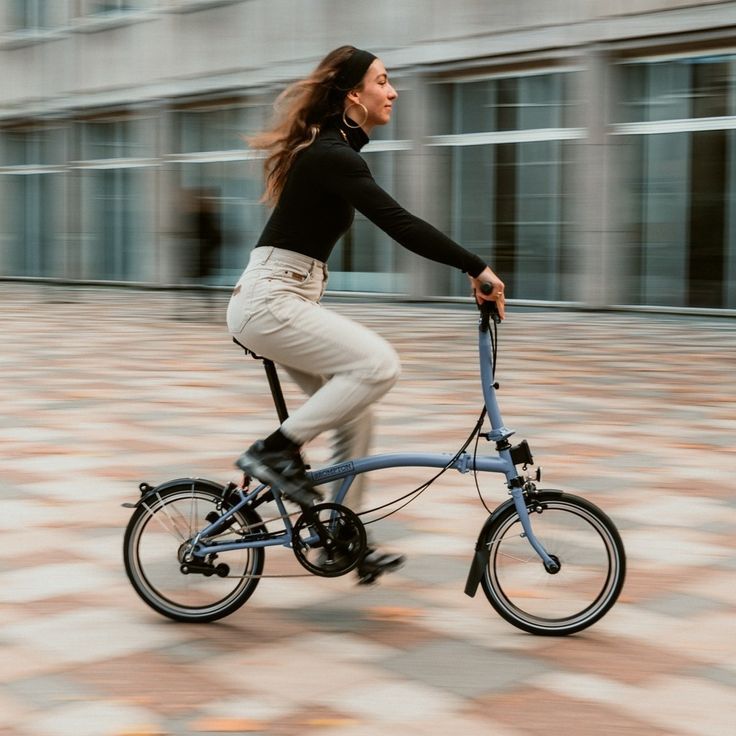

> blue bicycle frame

[{"left": 186, "top": 305, "right": 556, "bottom": 571}]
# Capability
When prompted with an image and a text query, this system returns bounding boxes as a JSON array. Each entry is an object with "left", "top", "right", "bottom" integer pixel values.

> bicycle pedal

[
  {"left": 357, "top": 571, "right": 380, "bottom": 585},
  {"left": 356, "top": 552, "right": 405, "bottom": 585}
]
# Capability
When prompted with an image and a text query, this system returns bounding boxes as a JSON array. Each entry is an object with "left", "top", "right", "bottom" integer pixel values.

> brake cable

[
  {"left": 359, "top": 303, "right": 500, "bottom": 524},
  {"left": 358, "top": 405, "right": 487, "bottom": 524},
  {"left": 473, "top": 306, "right": 498, "bottom": 514}
]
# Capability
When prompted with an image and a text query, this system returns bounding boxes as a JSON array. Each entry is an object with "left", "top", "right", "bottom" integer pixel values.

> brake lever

[{"left": 478, "top": 283, "right": 501, "bottom": 325}]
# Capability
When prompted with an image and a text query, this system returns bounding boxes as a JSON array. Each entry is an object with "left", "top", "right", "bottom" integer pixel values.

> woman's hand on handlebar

[{"left": 470, "top": 267, "right": 505, "bottom": 320}]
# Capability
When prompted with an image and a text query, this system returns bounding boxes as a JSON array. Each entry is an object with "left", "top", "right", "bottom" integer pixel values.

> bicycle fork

[
  {"left": 464, "top": 484, "right": 559, "bottom": 598},
  {"left": 509, "top": 485, "right": 560, "bottom": 573}
]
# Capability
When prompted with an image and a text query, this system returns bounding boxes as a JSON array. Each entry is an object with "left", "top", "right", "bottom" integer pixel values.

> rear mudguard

[
  {"left": 131, "top": 477, "right": 226, "bottom": 509},
  {"left": 464, "top": 489, "right": 563, "bottom": 597}
]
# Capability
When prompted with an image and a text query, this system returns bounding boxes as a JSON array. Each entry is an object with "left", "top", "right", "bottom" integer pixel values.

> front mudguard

[
  {"left": 464, "top": 498, "right": 514, "bottom": 598},
  {"left": 464, "top": 489, "right": 564, "bottom": 597}
]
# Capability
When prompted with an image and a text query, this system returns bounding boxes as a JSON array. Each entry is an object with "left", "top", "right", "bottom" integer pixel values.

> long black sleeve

[
  {"left": 256, "top": 122, "right": 488, "bottom": 278},
  {"left": 320, "top": 144, "right": 487, "bottom": 277}
]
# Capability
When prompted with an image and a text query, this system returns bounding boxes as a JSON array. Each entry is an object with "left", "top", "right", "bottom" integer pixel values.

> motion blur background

[{"left": 2, "top": 0, "right": 736, "bottom": 313}]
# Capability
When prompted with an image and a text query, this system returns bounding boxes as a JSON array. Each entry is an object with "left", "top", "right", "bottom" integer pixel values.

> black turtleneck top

[{"left": 255, "top": 119, "right": 487, "bottom": 278}]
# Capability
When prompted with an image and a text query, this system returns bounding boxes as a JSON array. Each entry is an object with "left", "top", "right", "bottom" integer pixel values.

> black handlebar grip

[{"left": 477, "top": 282, "right": 501, "bottom": 324}]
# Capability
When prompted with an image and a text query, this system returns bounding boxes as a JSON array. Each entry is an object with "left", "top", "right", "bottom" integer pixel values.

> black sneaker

[
  {"left": 356, "top": 548, "right": 405, "bottom": 585},
  {"left": 236, "top": 440, "right": 322, "bottom": 507}
]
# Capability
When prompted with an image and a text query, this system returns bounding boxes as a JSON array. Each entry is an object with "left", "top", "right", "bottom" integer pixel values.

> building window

[
  {"left": 82, "top": 118, "right": 152, "bottom": 160},
  {"left": 430, "top": 71, "right": 581, "bottom": 301},
  {"left": 0, "top": 128, "right": 65, "bottom": 277},
  {"left": 616, "top": 55, "right": 736, "bottom": 308},
  {"left": 8, "top": 0, "right": 53, "bottom": 31},
  {"left": 77, "top": 0, "right": 150, "bottom": 16},
  {"left": 176, "top": 105, "right": 257, "bottom": 155},
  {"left": 75, "top": 115, "right": 156, "bottom": 281}
]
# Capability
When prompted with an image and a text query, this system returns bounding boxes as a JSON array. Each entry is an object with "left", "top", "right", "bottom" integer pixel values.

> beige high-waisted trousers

[{"left": 226, "top": 247, "right": 401, "bottom": 508}]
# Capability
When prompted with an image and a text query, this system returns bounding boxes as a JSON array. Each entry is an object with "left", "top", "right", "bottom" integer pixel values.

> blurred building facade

[{"left": 1, "top": 0, "right": 736, "bottom": 312}]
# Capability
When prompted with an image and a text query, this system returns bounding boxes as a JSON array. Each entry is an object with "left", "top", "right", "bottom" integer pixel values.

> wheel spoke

[{"left": 140, "top": 498, "right": 187, "bottom": 542}]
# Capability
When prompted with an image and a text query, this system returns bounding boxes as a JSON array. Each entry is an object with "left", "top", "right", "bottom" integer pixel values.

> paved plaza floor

[{"left": 1, "top": 282, "right": 735, "bottom": 736}]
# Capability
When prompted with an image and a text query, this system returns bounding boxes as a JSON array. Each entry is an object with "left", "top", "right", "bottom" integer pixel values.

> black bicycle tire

[
  {"left": 123, "top": 480, "right": 265, "bottom": 623},
  {"left": 480, "top": 490, "right": 626, "bottom": 636}
]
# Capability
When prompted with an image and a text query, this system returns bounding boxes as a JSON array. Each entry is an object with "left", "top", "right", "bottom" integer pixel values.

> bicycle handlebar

[{"left": 478, "top": 282, "right": 501, "bottom": 325}]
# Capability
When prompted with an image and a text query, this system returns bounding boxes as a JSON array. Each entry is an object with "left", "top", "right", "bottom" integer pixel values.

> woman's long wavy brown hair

[{"left": 248, "top": 46, "right": 361, "bottom": 205}]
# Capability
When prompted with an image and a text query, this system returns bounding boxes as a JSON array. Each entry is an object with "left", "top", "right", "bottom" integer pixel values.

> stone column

[
  {"left": 156, "top": 104, "right": 179, "bottom": 286},
  {"left": 574, "top": 46, "right": 626, "bottom": 308},
  {"left": 396, "top": 71, "right": 447, "bottom": 300}
]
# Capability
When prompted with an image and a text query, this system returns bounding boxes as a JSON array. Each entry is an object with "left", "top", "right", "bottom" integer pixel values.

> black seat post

[
  {"left": 232, "top": 337, "right": 289, "bottom": 424},
  {"left": 262, "top": 359, "right": 289, "bottom": 424}
]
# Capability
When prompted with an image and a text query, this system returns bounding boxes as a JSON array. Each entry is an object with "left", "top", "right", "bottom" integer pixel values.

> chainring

[{"left": 292, "top": 502, "right": 367, "bottom": 577}]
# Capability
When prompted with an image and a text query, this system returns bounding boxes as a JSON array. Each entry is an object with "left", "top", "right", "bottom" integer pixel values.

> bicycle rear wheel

[
  {"left": 123, "top": 479, "right": 264, "bottom": 622},
  {"left": 481, "top": 490, "right": 625, "bottom": 636}
]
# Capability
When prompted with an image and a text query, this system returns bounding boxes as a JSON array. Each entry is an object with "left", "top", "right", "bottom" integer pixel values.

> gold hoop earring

[{"left": 343, "top": 102, "right": 368, "bottom": 129}]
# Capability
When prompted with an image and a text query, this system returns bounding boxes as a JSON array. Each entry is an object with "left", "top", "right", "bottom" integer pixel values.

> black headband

[{"left": 333, "top": 49, "right": 377, "bottom": 92}]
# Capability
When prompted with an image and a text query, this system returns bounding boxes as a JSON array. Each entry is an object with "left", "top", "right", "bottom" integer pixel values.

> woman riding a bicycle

[{"left": 226, "top": 45, "right": 505, "bottom": 580}]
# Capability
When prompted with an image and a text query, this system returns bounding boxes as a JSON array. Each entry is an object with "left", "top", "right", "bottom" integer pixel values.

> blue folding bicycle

[{"left": 123, "top": 296, "right": 626, "bottom": 636}]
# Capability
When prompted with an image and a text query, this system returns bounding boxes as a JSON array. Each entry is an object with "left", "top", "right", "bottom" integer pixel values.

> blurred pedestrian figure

[
  {"left": 175, "top": 187, "right": 223, "bottom": 319},
  {"left": 193, "top": 188, "right": 222, "bottom": 282}
]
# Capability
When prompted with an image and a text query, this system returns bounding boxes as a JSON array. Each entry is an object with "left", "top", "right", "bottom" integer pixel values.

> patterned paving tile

[
  {"left": 531, "top": 632, "right": 704, "bottom": 684},
  {"left": 474, "top": 686, "right": 677, "bottom": 736},
  {"left": 3, "top": 609, "right": 187, "bottom": 667},
  {"left": 379, "top": 638, "right": 551, "bottom": 697},
  {"left": 18, "top": 700, "right": 165, "bottom": 736},
  {"left": 1, "top": 283, "right": 735, "bottom": 735}
]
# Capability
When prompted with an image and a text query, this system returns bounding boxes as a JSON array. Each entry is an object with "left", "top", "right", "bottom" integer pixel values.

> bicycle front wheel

[
  {"left": 123, "top": 480, "right": 265, "bottom": 623},
  {"left": 481, "top": 491, "right": 625, "bottom": 636}
]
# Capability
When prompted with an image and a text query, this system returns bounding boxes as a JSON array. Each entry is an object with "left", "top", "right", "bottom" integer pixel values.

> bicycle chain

[{"left": 224, "top": 572, "right": 312, "bottom": 579}]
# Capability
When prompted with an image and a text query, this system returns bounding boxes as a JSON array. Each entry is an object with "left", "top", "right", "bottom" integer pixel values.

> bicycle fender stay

[{"left": 464, "top": 490, "right": 564, "bottom": 597}]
